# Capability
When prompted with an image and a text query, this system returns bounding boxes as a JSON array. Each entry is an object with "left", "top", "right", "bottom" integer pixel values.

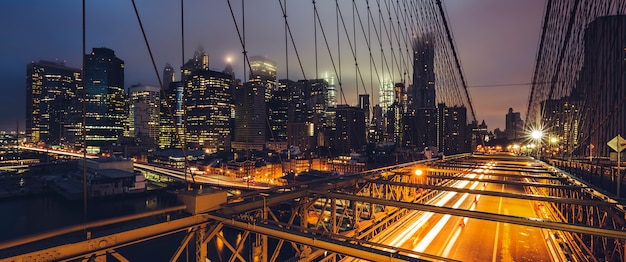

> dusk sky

[{"left": 0, "top": 0, "right": 545, "bottom": 131}]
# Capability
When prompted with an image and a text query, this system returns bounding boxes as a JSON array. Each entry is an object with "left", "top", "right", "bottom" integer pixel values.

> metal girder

[
  {"left": 108, "top": 249, "right": 130, "bottom": 262},
  {"left": 422, "top": 175, "right": 583, "bottom": 189},
  {"left": 425, "top": 164, "right": 551, "bottom": 174},
  {"left": 169, "top": 228, "right": 196, "bottom": 262},
  {"left": 205, "top": 214, "right": 426, "bottom": 261},
  {"left": 0, "top": 205, "right": 187, "bottom": 251},
  {"left": 397, "top": 168, "right": 566, "bottom": 181},
  {"left": 426, "top": 162, "right": 551, "bottom": 174},
  {"left": 219, "top": 190, "right": 309, "bottom": 216},
  {"left": 368, "top": 179, "right": 613, "bottom": 206},
  {"left": 311, "top": 191, "right": 626, "bottom": 240},
  {"left": 2, "top": 215, "right": 210, "bottom": 262}
]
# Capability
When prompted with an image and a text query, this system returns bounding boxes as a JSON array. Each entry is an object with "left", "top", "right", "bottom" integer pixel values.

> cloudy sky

[{"left": 0, "top": 0, "right": 545, "bottom": 131}]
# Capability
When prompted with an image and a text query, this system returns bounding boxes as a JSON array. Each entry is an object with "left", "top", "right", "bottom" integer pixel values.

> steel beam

[
  {"left": 368, "top": 179, "right": 612, "bottom": 206},
  {"left": 0, "top": 205, "right": 187, "bottom": 251},
  {"left": 206, "top": 214, "right": 426, "bottom": 261},
  {"left": 2, "top": 215, "right": 210, "bottom": 262},
  {"left": 312, "top": 191, "right": 626, "bottom": 239},
  {"left": 422, "top": 175, "right": 582, "bottom": 189}
]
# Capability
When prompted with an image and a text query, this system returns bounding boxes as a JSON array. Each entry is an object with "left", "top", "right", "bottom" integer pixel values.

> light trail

[
  {"left": 17, "top": 146, "right": 99, "bottom": 158},
  {"left": 413, "top": 174, "right": 482, "bottom": 253},
  {"left": 134, "top": 162, "right": 270, "bottom": 190}
]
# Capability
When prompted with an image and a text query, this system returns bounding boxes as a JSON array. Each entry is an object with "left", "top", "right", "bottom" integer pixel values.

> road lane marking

[{"left": 492, "top": 183, "right": 504, "bottom": 262}]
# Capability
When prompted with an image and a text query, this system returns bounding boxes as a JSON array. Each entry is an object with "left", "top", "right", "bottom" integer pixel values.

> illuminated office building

[
  {"left": 163, "top": 63, "right": 175, "bottom": 89},
  {"left": 323, "top": 72, "right": 337, "bottom": 108},
  {"left": 231, "top": 56, "right": 275, "bottom": 151},
  {"left": 232, "top": 81, "right": 266, "bottom": 151},
  {"left": 82, "top": 47, "right": 125, "bottom": 153},
  {"left": 181, "top": 48, "right": 209, "bottom": 82},
  {"left": 249, "top": 56, "right": 277, "bottom": 101},
  {"left": 159, "top": 81, "right": 184, "bottom": 149},
  {"left": 26, "top": 60, "right": 81, "bottom": 145},
  {"left": 405, "top": 34, "right": 437, "bottom": 149},
  {"left": 268, "top": 80, "right": 290, "bottom": 143},
  {"left": 437, "top": 104, "right": 470, "bottom": 155},
  {"left": 333, "top": 105, "right": 366, "bottom": 154},
  {"left": 129, "top": 84, "right": 160, "bottom": 148},
  {"left": 185, "top": 68, "right": 233, "bottom": 154}
]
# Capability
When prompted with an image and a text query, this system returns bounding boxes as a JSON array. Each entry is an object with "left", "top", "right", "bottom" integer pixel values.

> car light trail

[{"left": 413, "top": 174, "right": 483, "bottom": 253}]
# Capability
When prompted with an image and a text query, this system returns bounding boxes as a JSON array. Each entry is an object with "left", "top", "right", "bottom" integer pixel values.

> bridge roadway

[
  {"left": 348, "top": 169, "right": 556, "bottom": 261},
  {"left": 1, "top": 153, "right": 625, "bottom": 261}
]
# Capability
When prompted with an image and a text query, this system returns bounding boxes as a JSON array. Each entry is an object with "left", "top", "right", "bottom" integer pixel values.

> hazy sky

[{"left": 0, "top": 0, "right": 545, "bottom": 131}]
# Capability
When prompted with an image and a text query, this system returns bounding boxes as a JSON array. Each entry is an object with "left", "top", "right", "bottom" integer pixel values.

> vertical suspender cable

[
  {"left": 353, "top": 1, "right": 359, "bottom": 97},
  {"left": 435, "top": 0, "right": 477, "bottom": 123},
  {"left": 81, "top": 0, "right": 88, "bottom": 227},
  {"left": 181, "top": 0, "right": 190, "bottom": 189},
  {"left": 284, "top": 0, "right": 288, "bottom": 79},
  {"left": 336, "top": 0, "right": 343, "bottom": 105},
  {"left": 314, "top": 1, "right": 318, "bottom": 79},
  {"left": 367, "top": 0, "right": 373, "bottom": 106}
]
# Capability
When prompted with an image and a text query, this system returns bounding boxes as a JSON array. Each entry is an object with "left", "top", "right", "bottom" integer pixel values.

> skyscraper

[
  {"left": 163, "top": 63, "right": 175, "bottom": 89},
  {"left": 437, "top": 104, "right": 470, "bottom": 155},
  {"left": 505, "top": 108, "right": 524, "bottom": 141},
  {"left": 230, "top": 56, "right": 276, "bottom": 152},
  {"left": 359, "top": 94, "right": 370, "bottom": 128},
  {"left": 232, "top": 81, "right": 266, "bottom": 151},
  {"left": 405, "top": 34, "right": 438, "bottom": 150},
  {"left": 185, "top": 68, "right": 233, "bottom": 154},
  {"left": 409, "top": 34, "right": 436, "bottom": 111},
  {"left": 181, "top": 48, "right": 209, "bottom": 82},
  {"left": 249, "top": 56, "right": 277, "bottom": 101},
  {"left": 268, "top": 80, "right": 290, "bottom": 144},
  {"left": 334, "top": 105, "right": 366, "bottom": 154},
  {"left": 26, "top": 60, "right": 81, "bottom": 145},
  {"left": 370, "top": 104, "right": 385, "bottom": 142},
  {"left": 379, "top": 78, "right": 394, "bottom": 115},
  {"left": 83, "top": 47, "right": 125, "bottom": 153},
  {"left": 304, "top": 79, "right": 329, "bottom": 150},
  {"left": 129, "top": 85, "right": 160, "bottom": 148},
  {"left": 323, "top": 72, "right": 337, "bottom": 108},
  {"left": 286, "top": 80, "right": 309, "bottom": 152},
  {"left": 159, "top": 81, "right": 184, "bottom": 149}
]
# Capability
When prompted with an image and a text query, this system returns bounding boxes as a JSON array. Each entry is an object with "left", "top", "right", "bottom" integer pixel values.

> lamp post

[
  {"left": 550, "top": 137, "right": 559, "bottom": 157},
  {"left": 531, "top": 130, "right": 544, "bottom": 159}
]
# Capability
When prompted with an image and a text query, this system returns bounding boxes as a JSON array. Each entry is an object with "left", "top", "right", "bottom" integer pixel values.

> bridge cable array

[{"left": 526, "top": 0, "right": 626, "bottom": 156}]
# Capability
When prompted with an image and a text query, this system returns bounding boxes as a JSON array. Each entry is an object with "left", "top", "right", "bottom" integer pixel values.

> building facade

[
  {"left": 334, "top": 105, "right": 366, "bottom": 154},
  {"left": 505, "top": 108, "right": 524, "bottom": 141},
  {"left": 26, "top": 60, "right": 81, "bottom": 146},
  {"left": 82, "top": 47, "right": 125, "bottom": 153},
  {"left": 159, "top": 81, "right": 184, "bottom": 149},
  {"left": 129, "top": 85, "right": 160, "bottom": 148},
  {"left": 185, "top": 69, "right": 234, "bottom": 154},
  {"left": 232, "top": 81, "right": 266, "bottom": 151}
]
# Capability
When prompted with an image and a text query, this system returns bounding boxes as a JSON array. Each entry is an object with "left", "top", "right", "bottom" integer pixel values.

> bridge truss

[{"left": 2, "top": 154, "right": 625, "bottom": 261}]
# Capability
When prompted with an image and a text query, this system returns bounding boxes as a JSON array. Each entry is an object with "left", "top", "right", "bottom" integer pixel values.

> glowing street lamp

[
  {"left": 550, "top": 137, "right": 559, "bottom": 144},
  {"left": 531, "top": 130, "right": 543, "bottom": 141},
  {"left": 530, "top": 130, "right": 543, "bottom": 158}
]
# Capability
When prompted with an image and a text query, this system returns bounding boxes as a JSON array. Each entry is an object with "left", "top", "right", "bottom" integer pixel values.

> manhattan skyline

[{"left": 1, "top": 1, "right": 545, "bottom": 131}]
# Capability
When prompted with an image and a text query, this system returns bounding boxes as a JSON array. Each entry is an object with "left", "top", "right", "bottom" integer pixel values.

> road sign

[{"left": 607, "top": 135, "right": 626, "bottom": 153}]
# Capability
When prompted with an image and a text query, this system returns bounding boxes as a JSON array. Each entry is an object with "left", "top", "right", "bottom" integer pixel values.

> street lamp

[
  {"left": 531, "top": 130, "right": 543, "bottom": 159},
  {"left": 549, "top": 136, "right": 559, "bottom": 156}
]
